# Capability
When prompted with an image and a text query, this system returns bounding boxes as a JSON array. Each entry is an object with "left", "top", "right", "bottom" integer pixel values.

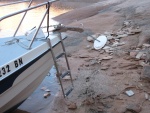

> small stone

[
  {"left": 86, "top": 45, "right": 91, "bottom": 49},
  {"left": 79, "top": 54, "right": 89, "bottom": 58},
  {"left": 136, "top": 52, "right": 144, "bottom": 59},
  {"left": 41, "top": 87, "right": 47, "bottom": 91},
  {"left": 87, "top": 35, "right": 94, "bottom": 42},
  {"left": 101, "top": 66, "right": 109, "bottom": 70},
  {"left": 102, "top": 56, "right": 113, "bottom": 60},
  {"left": 125, "top": 90, "right": 134, "bottom": 97},
  {"left": 68, "top": 103, "right": 77, "bottom": 110},
  {"left": 143, "top": 43, "right": 150, "bottom": 47},
  {"left": 143, "top": 66, "right": 150, "bottom": 79},
  {"left": 126, "top": 104, "right": 142, "bottom": 113},
  {"left": 44, "top": 92, "right": 51, "bottom": 98},
  {"left": 106, "top": 35, "right": 114, "bottom": 40},
  {"left": 99, "top": 50, "right": 105, "bottom": 54},
  {"left": 45, "top": 89, "right": 51, "bottom": 92},
  {"left": 130, "top": 51, "right": 138, "bottom": 58},
  {"left": 63, "top": 76, "right": 71, "bottom": 80},
  {"left": 139, "top": 60, "right": 148, "bottom": 67},
  {"left": 117, "top": 34, "right": 128, "bottom": 38},
  {"left": 145, "top": 93, "right": 149, "bottom": 100},
  {"left": 82, "top": 98, "right": 94, "bottom": 105},
  {"left": 66, "top": 53, "right": 72, "bottom": 57}
]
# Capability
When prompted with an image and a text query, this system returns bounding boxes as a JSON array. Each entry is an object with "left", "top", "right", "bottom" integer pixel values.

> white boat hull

[{"left": 0, "top": 35, "right": 64, "bottom": 113}]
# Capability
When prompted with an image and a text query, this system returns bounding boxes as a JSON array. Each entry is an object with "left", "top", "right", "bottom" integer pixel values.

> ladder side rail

[
  {"left": 47, "top": 38, "right": 66, "bottom": 98},
  {"left": 58, "top": 32, "right": 74, "bottom": 86}
]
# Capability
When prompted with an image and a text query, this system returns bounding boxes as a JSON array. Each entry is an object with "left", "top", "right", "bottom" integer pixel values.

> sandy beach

[{"left": 49, "top": 0, "right": 150, "bottom": 113}]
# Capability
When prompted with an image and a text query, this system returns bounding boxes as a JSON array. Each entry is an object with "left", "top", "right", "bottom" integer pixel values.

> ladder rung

[
  {"left": 61, "top": 70, "right": 70, "bottom": 78},
  {"left": 56, "top": 52, "right": 65, "bottom": 59},
  {"left": 65, "top": 87, "right": 73, "bottom": 97}
]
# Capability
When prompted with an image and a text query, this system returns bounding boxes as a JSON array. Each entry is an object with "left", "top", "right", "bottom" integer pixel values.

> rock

[
  {"left": 112, "top": 42, "right": 125, "bottom": 47},
  {"left": 119, "top": 63, "right": 135, "bottom": 68},
  {"left": 41, "top": 87, "right": 47, "bottom": 91},
  {"left": 63, "top": 76, "right": 71, "bottom": 80},
  {"left": 90, "top": 59, "right": 97, "bottom": 65},
  {"left": 87, "top": 35, "right": 94, "bottom": 42},
  {"left": 86, "top": 45, "right": 91, "bottom": 49},
  {"left": 66, "top": 53, "right": 72, "bottom": 57},
  {"left": 99, "top": 50, "right": 105, "bottom": 54},
  {"left": 101, "top": 66, "right": 109, "bottom": 70},
  {"left": 130, "top": 51, "right": 138, "bottom": 58},
  {"left": 140, "top": 53, "right": 146, "bottom": 60},
  {"left": 145, "top": 93, "right": 149, "bottom": 100},
  {"left": 44, "top": 92, "right": 51, "bottom": 98},
  {"left": 123, "top": 20, "right": 131, "bottom": 27},
  {"left": 102, "top": 56, "right": 113, "bottom": 60},
  {"left": 82, "top": 97, "right": 94, "bottom": 105},
  {"left": 117, "top": 34, "right": 128, "bottom": 38},
  {"left": 138, "top": 31, "right": 150, "bottom": 47},
  {"left": 143, "top": 43, "right": 150, "bottom": 47},
  {"left": 97, "top": 106, "right": 104, "bottom": 112},
  {"left": 126, "top": 104, "right": 142, "bottom": 113},
  {"left": 125, "top": 90, "right": 134, "bottom": 97},
  {"left": 79, "top": 54, "right": 89, "bottom": 58},
  {"left": 68, "top": 103, "right": 77, "bottom": 110},
  {"left": 139, "top": 60, "right": 148, "bottom": 67},
  {"left": 107, "top": 35, "right": 114, "bottom": 40},
  {"left": 45, "top": 89, "right": 51, "bottom": 92},
  {"left": 143, "top": 66, "right": 150, "bottom": 79},
  {"left": 136, "top": 52, "right": 144, "bottom": 59}
]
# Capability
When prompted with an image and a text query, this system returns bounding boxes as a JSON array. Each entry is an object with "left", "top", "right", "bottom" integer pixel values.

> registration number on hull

[{"left": 0, "top": 58, "right": 23, "bottom": 77}]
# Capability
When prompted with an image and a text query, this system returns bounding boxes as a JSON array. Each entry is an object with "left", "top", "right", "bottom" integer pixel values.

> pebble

[{"left": 44, "top": 92, "right": 51, "bottom": 98}]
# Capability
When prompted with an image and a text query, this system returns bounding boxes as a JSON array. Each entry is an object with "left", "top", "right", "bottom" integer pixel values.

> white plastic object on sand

[{"left": 94, "top": 35, "right": 107, "bottom": 50}]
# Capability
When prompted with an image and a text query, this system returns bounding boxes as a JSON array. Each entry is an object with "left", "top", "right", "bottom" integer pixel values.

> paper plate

[{"left": 94, "top": 35, "right": 107, "bottom": 50}]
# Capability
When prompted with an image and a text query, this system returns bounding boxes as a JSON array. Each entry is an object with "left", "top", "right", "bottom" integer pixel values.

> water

[
  {"left": 13, "top": 66, "right": 60, "bottom": 113},
  {"left": 0, "top": 1, "right": 68, "bottom": 37}
]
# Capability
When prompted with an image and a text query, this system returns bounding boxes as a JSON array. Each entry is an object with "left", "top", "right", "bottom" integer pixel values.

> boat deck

[{"left": 0, "top": 33, "right": 66, "bottom": 67}]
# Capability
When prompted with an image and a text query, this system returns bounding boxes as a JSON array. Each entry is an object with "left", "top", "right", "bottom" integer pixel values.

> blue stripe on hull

[{"left": 0, "top": 48, "right": 50, "bottom": 94}]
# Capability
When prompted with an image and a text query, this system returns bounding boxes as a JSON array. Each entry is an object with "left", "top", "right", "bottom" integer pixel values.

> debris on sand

[
  {"left": 67, "top": 102, "right": 77, "bottom": 110},
  {"left": 102, "top": 56, "right": 113, "bottom": 60},
  {"left": 145, "top": 93, "right": 149, "bottom": 100},
  {"left": 44, "top": 92, "right": 51, "bottom": 98},
  {"left": 126, "top": 104, "right": 142, "bottom": 113},
  {"left": 125, "top": 90, "right": 134, "bottom": 97}
]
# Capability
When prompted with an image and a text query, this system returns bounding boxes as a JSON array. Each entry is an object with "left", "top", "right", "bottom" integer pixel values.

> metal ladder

[{"left": 47, "top": 31, "right": 74, "bottom": 98}]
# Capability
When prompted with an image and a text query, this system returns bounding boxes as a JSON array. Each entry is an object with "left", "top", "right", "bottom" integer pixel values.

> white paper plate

[{"left": 94, "top": 35, "right": 107, "bottom": 50}]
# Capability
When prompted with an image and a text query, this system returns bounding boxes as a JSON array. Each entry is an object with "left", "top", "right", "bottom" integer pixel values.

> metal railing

[
  {"left": 0, "top": 0, "right": 58, "bottom": 49},
  {"left": 0, "top": 0, "right": 30, "bottom": 7}
]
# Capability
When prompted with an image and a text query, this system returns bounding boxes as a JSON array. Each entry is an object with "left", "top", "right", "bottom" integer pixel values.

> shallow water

[
  {"left": 12, "top": 66, "right": 60, "bottom": 113},
  {"left": 0, "top": 0, "right": 68, "bottom": 37}
]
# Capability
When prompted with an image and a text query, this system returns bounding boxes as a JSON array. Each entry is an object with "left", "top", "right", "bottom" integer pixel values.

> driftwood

[{"left": 52, "top": 25, "right": 84, "bottom": 33}]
